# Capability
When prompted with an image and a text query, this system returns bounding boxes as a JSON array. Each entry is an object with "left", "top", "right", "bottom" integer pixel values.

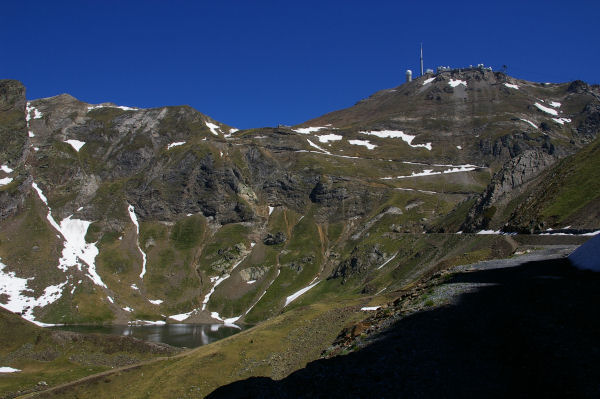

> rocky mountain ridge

[{"left": 0, "top": 70, "right": 599, "bottom": 327}]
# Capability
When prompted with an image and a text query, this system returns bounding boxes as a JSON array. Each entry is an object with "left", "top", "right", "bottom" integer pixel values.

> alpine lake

[{"left": 51, "top": 323, "right": 247, "bottom": 348}]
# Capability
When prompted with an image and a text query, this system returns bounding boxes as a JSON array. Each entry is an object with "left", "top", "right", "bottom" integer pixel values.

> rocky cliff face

[
  {"left": 1, "top": 71, "right": 599, "bottom": 326},
  {"left": 462, "top": 149, "right": 557, "bottom": 232}
]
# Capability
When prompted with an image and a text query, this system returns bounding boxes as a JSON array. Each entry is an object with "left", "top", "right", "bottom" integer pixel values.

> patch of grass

[
  {"left": 98, "top": 248, "right": 133, "bottom": 274},
  {"left": 170, "top": 215, "right": 205, "bottom": 250}
]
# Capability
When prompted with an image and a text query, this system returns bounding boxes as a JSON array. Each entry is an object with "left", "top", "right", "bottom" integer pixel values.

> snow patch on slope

[
  {"left": 504, "top": 83, "right": 519, "bottom": 89},
  {"left": 31, "top": 182, "right": 105, "bottom": 288},
  {"left": 293, "top": 126, "right": 327, "bottom": 134},
  {"left": 26, "top": 103, "right": 43, "bottom": 121},
  {"left": 552, "top": 117, "right": 571, "bottom": 125},
  {"left": 87, "top": 104, "right": 138, "bottom": 112},
  {"left": 306, "top": 139, "right": 331, "bottom": 154},
  {"left": 167, "top": 141, "right": 185, "bottom": 150},
  {"left": 349, "top": 139, "right": 376, "bottom": 150},
  {"left": 382, "top": 164, "right": 479, "bottom": 179},
  {"left": 205, "top": 121, "right": 221, "bottom": 136},
  {"left": 534, "top": 102, "right": 558, "bottom": 116},
  {"left": 359, "top": 130, "right": 432, "bottom": 150},
  {"left": 65, "top": 139, "right": 86, "bottom": 152},
  {"left": 127, "top": 204, "right": 147, "bottom": 279},
  {"left": 169, "top": 311, "right": 194, "bottom": 322},
  {"left": 0, "top": 258, "right": 66, "bottom": 326},
  {"left": 449, "top": 79, "right": 467, "bottom": 87},
  {"left": 0, "top": 177, "right": 13, "bottom": 186},
  {"left": 0, "top": 367, "right": 21, "bottom": 373},
  {"left": 520, "top": 119, "right": 538, "bottom": 129},
  {"left": 317, "top": 134, "right": 342, "bottom": 143},
  {"left": 284, "top": 280, "right": 320, "bottom": 306}
]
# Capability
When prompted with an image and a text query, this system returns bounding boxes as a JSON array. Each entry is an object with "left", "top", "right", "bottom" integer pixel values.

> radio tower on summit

[{"left": 420, "top": 43, "right": 424, "bottom": 76}]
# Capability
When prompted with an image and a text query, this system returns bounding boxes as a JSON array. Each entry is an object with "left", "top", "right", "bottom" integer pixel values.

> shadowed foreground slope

[{"left": 208, "top": 257, "right": 600, "bottom": 398}]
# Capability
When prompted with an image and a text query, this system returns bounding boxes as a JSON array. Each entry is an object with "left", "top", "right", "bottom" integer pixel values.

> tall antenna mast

[{"left": 420, "top": 43, "right": 424, "bottom": 76}]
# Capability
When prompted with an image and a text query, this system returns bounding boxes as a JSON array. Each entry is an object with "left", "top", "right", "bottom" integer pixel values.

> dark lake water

[{"left": 51, "top": 323, "right": 245, "bottom": 348}]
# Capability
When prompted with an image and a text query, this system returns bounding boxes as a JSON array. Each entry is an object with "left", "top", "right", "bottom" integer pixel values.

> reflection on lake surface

[{"left": 51, "top": 323, "right": 245, "bottom": 348}]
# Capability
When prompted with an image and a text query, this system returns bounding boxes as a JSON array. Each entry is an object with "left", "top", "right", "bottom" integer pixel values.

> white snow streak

[
  {"left": 205, "top": 121, "right": 221, "bottom": 136},
  {"left": 306, "top": 139, "right": 331, "bottom": 154},
  {"left": 550, "top": 101, "right": 561, "bottom": 108},
  {"left": 552, "top": 117, "right": 571, "bottom": 125},
  {"left": 520, "top": 119, "right": 538, "bottom": 129},
  {"left": 202, "top": 254, "right": 249, "bottom": 311},
  {"left": 284, "top": 280, "right": 320, "bottom": 307},
  {"left": 382, "top": 164, "right": 479, "bottom": 180},
  {"left": 87, "top": 104, "right": 137, "bottom": 112},
  {"left": 423, "top": 77, "right": 435, "bottom": 85},
  {"left": 361, "top": 306, "right": 381, "bottom": 311},
  {"left": 1, "top": 165, "right": 13, "bottom": 173},
  {"left": 127, "top": 204, "right": 147, "bottom": 279},
  {"left": 149, "top": 299, "right": 163, "bottom": 305},
  {"left": 167, "top": 141, "right": 186, "bottom": 150},
  {"left": 348, "top": 139, "right": 376, "bottom": 150},
  {"left": 268, "top": 206, "right": 274, "bottom": 215},
  {"left": 244, "top": 269, "right": 280, "bottom": 315},
  {"left": 359, "top": 130, "right": 432, "bottom": 150},
  {"left": 504, "top": 83, "right": 519, "bottom": 89},
  {"left": 377, "top": 253, "right": 398, "bottom": 270},
  {"left": 0, "top": 367, "right": 21, "bottom": 373},
  {"left": 534, "top": 102, "right": 559, "bottom": 116}
]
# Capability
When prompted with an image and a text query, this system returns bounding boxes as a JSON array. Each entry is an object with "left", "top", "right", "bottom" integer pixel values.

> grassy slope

[
  {"left": 30, "top": 299, "right": 366, "bottom": 399},
  {"left": 506, "top": 136, "right": 600, "bottom": 229},
  {"left": 20, "top": 229, "right": 520, "bottom": 399},
  {"left": 0, "top": 308, "right": 178, "bottom": 398}
]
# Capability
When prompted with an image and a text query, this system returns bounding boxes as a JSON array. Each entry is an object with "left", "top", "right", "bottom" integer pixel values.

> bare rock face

[
  {"left": 0, "top": 80, "right": 27, "bottom": 166},
  {"left": 463, "top": 149, "right": 556, "bottom": 232},
  {"left": 309, "top": 176, "right": 386, "bottom": 222},
  {"left": 0, "top": 80, "right": 28, "bottom": 221},
  {"left": 330, "top": 245, "right": 385, "bottom": 283},
  {"left": 263, "top": 232, "right": 286, "bottom": 245},
  {"left": 239, "top": 266, "right": 268, "bottom": 282}
]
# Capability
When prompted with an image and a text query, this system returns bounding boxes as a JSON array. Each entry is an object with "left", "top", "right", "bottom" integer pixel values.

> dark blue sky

[{"left": 2, "top": 0, "right": 598, "bottom": 129}]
